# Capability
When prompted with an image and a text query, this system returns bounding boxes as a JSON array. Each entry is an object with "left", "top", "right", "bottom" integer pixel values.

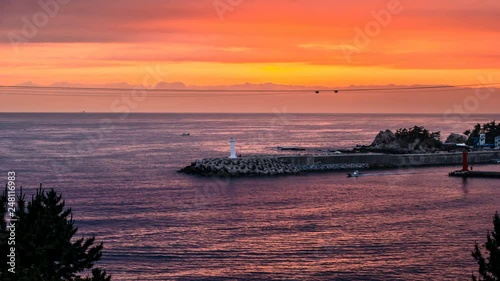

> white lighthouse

[{"left": 229, "top": 138, "right": 237, "bottom": 159}]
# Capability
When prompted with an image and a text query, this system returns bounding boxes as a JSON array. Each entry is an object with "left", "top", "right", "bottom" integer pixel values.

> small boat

[
  {"left": 491, "top": 159, "right": 500, "bottom": 164},
  {"left": 181, "top": 133, "right": 190, "bottom": 136},
  {"left": 347, "top": 170, "right": 361, "bottom": 178}
]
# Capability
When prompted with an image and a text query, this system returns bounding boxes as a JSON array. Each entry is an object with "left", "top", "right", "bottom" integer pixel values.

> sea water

[{"left": 0, "top": 113, "right": 499, "bottom": 280}]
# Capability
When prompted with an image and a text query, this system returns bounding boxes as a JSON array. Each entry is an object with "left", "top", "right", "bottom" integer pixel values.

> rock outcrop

[
  {"left": 371, "top": 130, "right": 397, "bottom": 148},
  {"left": 369, "top": 129, "right": 441, "bottom": 153},
  {"left": 445, "top": 133, "right": 467, "bottom": 144}
]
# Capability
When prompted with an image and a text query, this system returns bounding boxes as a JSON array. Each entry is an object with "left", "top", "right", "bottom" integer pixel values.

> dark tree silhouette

[
  {"left": 465, "top": 121, "right": 500, "bottom": 145},
  {"left": 0, "top": 184, "right": 111, "bottom": 281},
  {"left": 472, "top": 212, "right": 500, "bottom": 281},
  {"left": 394, "top": 125, "right": 441, "bottom": 151}
]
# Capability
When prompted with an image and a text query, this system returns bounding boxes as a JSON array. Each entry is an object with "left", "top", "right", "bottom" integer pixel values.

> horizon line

[
  {"left": 1, "top": 112, "right": 498, "bottom": 115},
  {"left": 2, "top": 83, "right": 499, "bottom": 94}
]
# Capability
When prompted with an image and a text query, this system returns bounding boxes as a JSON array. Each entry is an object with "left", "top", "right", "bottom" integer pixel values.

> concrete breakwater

[
  {"left": 276, "top": 151, "right": 500, "bottom": 167},
  {"left": 179, "top": 157, "right": 370, "bottom": 177},
  {"left": 179, "top": 157, "right": 301, "bottom": 176},
  {"left": 180, "top": 151, "right": 500, "bottom": 177},
  {"left": 449, "top": 170, "right": 500, "bottom": 178}
]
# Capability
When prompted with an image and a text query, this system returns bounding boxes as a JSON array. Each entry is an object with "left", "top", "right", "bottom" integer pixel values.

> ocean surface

[{"left": 0, "top": 113, "right": 499, "bottom": 281}]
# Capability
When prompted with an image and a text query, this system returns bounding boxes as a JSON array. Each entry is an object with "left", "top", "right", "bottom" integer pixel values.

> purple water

[{"left": 0, "top": 113, "right": 499, "bottom": 280}]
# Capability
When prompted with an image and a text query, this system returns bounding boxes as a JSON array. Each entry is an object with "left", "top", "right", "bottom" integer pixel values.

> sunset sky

[{"left": 0, "top": 0, "right": 499, "bottom": 112}]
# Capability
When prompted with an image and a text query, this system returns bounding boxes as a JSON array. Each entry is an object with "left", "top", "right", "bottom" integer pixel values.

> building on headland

[
  {"left": 479, "top": 134, "right": 486, "bottom": 146},
  {"left": 472, "top": 134, "right": 499, "bottom": 149}
]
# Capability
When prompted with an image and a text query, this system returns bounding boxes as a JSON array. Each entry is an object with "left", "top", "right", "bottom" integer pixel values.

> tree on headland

[
  {"left": 0, "top": 184, "right": 111, "bottom": 281},
  {"left": 465, "top": 121, "right": 500, "bottom": 145},
  {"left": 368, "top": 125, "right": 442, "bottom": 153},
  {"left": 394, "top": 126, "right": 441, "bottom": 151},
  {"left": 396, "top": 125, "right": 440, "bottom": 141},
  {"left": 472, "top": 212, "right": 500, "bottom": 281}
]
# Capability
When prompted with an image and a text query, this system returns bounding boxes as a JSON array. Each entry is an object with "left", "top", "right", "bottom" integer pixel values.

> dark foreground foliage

[
  {"left": 0, "top": 184, "right": 111, "bottom": 281},
  {"left": 472, "top": 212, "right": 500, "bottom": 281}
]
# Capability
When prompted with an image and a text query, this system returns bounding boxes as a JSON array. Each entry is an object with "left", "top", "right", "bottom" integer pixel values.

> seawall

[
  {"left": 276, "top": 151, "right": 500, "bottom": 167},
  {"left": 180, "top": 151, "right": 500, "bottom": 177}
]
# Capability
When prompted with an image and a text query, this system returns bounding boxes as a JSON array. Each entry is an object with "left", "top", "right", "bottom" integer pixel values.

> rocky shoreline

[{"left": 178, "top": 157, "right": 372, "bottom": 177}]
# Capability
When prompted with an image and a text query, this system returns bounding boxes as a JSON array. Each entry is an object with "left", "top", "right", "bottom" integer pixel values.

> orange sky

[{"left": 0, "top": 0, "right": 499, "bottom": 112}]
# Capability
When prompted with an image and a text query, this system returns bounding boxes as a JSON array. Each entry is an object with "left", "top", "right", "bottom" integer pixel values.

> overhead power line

[{"left": 0, "top": 82, "right": 498, "bottom": 98}]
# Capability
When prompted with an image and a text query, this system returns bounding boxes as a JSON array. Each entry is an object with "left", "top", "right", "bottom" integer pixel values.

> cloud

[
  {"left": 48, "top": 81, "right": 133, "bottom": 89},
  {"left": 298, "top": 43, "right": 346, "bottom": 51},
  {"left": 0, "top": 0, "right": 498, "bottom": 89},
  {"left": 0, "top": 0, "right": 213, "bottom": 43},
  {"left": 16, "top": 81, "right": 39, "bottom": 86},
  {"left": 5, "top": 80, "right": 499, "bottom": 113},
  {"left": 155, "top": 81, "right": 187, "bottom": 89},
  {"left": 15, "top": 80, "right": 489, "bottom": 91},
  {"left": 1, "top": 0, "right": 498, "bottom": 45}
]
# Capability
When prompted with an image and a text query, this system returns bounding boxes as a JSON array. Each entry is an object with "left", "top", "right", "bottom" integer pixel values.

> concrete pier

[
  {"left": 276, "top": 151, "right": 500, "bottom": 168},
  {"left": 449, "top": 171, "right": 500, "bottom": 178},
  {"left": 180, "top": 151, "right": 500, "bottom": 177}
]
